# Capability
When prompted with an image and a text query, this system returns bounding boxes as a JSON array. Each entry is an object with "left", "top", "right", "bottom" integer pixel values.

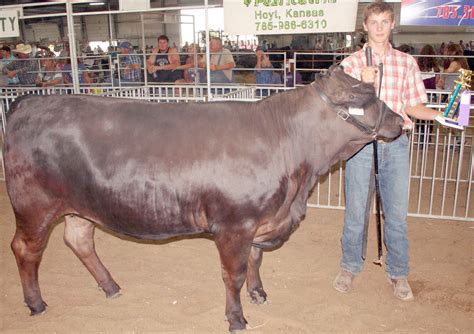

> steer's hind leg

[
  {"left": 11, "top": 226, "right": 50, "bottom": 315},
  {"left": 10, "top": 206, "right": 63, "bottom": 316},
  {"left": 64, "top": 215, "right": 121, "bottom": 298},
  {"left": 214, "top": 228, "right": 254, "bottom": 332},
  {"left": 246, "top": 246, "right": 267, "bottom": 304}
]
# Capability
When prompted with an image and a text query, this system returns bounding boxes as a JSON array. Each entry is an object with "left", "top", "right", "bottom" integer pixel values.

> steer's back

[{"left": 4, "top": 95, "right": 290, "bottom": 240}]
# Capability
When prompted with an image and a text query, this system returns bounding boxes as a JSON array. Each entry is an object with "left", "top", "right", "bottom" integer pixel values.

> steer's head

[{"left": 315, "top": 65, "right": 403, "bottom": 142}]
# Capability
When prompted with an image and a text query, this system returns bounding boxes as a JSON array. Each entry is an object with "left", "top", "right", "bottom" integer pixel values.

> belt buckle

[{"left": 337, "top": 109, "right": 350, "bottom": 121}]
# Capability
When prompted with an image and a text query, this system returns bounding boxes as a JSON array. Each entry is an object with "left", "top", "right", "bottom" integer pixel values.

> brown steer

[{"left": 3, "top": 66, "right": 403, "bottom": 332}]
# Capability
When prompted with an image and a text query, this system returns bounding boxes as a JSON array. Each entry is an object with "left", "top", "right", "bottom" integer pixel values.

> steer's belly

[
  {"left": 80, "top": 202, "right": 208, "bottom": 241},
  {"left": 65, "top": 181, "right": 211, "bottom": 240}
]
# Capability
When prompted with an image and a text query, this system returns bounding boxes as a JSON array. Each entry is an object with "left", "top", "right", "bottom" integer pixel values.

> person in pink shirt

[{"left": 333, "top": 0, "right": 441, "bottom": 301}]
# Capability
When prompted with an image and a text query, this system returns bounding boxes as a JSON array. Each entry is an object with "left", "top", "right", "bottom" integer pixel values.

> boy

[{"left": 334, "top": 1, "right": 441, "bottom": 301}]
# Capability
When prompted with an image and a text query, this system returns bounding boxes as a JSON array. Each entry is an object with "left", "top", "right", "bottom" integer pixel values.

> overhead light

[{"left": 90, "top": 2, "right": 105, "bottom": 5}]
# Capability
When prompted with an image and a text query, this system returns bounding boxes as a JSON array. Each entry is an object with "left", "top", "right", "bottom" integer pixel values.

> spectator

[
  {"left": 82, "top": 45, "right": 95, "bottom": 67},
  {"left": 417, "top": 44, "right": 441, "bottom": 90},
  {"left": 438, "top": 43, "right": 470, "bottom": 90},
  {"left": 115, "top": 41, "right": 142, "bottom": 86},
  {"left": 147, "top": 34, "right": 182, "bottom": 83},
  {"left": 397, "top": 44, "right": 412, "bottom": 54},
  {"left": 439, "top": 42, "right": 446, "bottom": 56},
  {"left": 2, "top": 43, "right": 39, "bottom": 86},
  {"left": 61, "top": 51, "right": 92, "bottom": 86},
  {"left": 174, "top": 43, "right": 204, "bottom": 84},
  {"left": 182, "top": 41, "right": 189, "bottom": 53},
  {"left": 255, "top": 47, "right": 274, "bottom": 85},
  {"left": 283, "top": 59, "right": 302, "bottom": 87},
  {"left": 417, "top": 44, "right": 441, "bottom": 145},
  {"left": 36, "top": 52, "right": 63, "bottom": 87},
  {"left": 1, "top": 46, "right": 19, "bottom": 85},
  {"left": 464, "top": 44, "right": 474, "bottom": 70},
  {"left": 201, "top": 37, "right": 235, "bottom": 84}
]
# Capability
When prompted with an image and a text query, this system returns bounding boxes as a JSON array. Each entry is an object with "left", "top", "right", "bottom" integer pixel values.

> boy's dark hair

[
  {"left": 1, "top": 45, "right": 11, "bottom": 53},
  {"left": 364, "top": 1, "right": 394, "bottom": 22},
  {"left": 157, "top": 35, "right": 169, "bottom": 42}
]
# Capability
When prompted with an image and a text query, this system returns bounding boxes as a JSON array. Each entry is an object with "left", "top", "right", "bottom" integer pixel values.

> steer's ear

[{"left": 327, "top": 65, "right": 344, "bottom": 76}]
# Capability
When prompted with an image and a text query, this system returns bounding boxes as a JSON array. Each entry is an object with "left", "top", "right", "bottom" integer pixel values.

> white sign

[
  {"left": 119, "top": 0, "right": 150, "bottom": 11},
  {"left": 224, "top": 0, "right": 358, "bottom": 35},
  {"left": 0, "top": 10, "right": 20, "bottom": 38}
]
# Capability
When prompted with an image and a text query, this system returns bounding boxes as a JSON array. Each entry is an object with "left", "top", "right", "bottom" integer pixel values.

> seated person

[
  {"left": 255, "top": 47, "right": 275, "bottom": 85},
  {"left": 115, "top": 41, "right": 142, "bottom": 85},
  {"left": 174, "top": 43, "right": 204, "bottom": 84},
  {"left": 36, "top": 52, "right": 63, "bottom": 87},
  {"left": 146, "top": 34, "right": 182, "bottom": 83},
  {"left": 437, "top": 43, "right": 470, "bottom": 90},
  {"left": 2, "top": 43, "right": 38, "bottom": 86},
  {"left": 61, "top": 51, "right": 93, "bottom": 85},
  {"left": 1, "top": 45, "right": 19, "bottom": 85},
  {"left": 200, "top": 37, "right": 235, "bottom": 84}
]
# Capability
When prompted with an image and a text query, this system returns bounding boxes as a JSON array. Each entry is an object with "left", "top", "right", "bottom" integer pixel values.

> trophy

[{"left": 438, "top": 69, "right": 472, "bottom": 130}]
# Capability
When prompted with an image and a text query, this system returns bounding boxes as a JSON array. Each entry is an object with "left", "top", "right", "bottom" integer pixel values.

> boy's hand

[{"left": 361, "top": 66, "right": 377, "bottom": 84}]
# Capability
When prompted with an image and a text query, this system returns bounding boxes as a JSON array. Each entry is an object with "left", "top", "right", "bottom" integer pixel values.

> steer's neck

[{"left": 273, "top": 85, "right": 370, "bottom": 177}]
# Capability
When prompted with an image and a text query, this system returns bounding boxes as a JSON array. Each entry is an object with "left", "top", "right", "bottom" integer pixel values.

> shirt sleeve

[
  {"left": 3, "top": 60, "right": 18, "bottom": 73},
  {"left": 404, "top": 57, "right": 428, "bottom": 106},
  {"left": 131, "top": 54, "right": 141, "bottom": 65},
  {"left": 53, "top": 72, "right": 63, "bottom": 81},
  {"left": 223, "top": 49, "right": 235, "bottom": 66}
]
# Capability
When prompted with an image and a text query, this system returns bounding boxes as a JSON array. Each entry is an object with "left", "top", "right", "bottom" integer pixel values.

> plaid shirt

[
  {"left": 341, "top": 43, "right": 428, "bottom": 129},
  {"left": 2, "top": 57, "right": 39, "bottom": 85},
  {"left": 118, "top": 53, "right": 142, "bottom": 82}
]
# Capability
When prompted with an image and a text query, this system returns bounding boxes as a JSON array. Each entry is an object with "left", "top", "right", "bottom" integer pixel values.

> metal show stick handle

[{"left": 363, "top": 46, "right": 383, "bottom": 266}]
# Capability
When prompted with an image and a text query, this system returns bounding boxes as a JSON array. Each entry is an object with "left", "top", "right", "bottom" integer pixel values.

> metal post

[
  {"left": 204, "top": 0, "right": 211, "bottom": 100},
  {"left": 66, "top": 0, "right": 80, "bottom": 94},
  {"left": 140, "top": 13, "right": 148, "bottom": 87}
]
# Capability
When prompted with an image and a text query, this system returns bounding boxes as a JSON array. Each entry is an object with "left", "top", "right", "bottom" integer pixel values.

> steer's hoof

[
  {"left": 249, "top": 289, "right": 267, "bottom": 304},
  {"left": 106, "top": 289, "right": 122, "bottom": 299},
  {"left": 98, "top": 281, "right": 121, "bottom": 299},
  {"left": 227, "top": 315, "right": 247, "bottom": 333},
  {"left": 229, "top": 323, "right": 247, "bottom": 333},
  {"left": 28, "top": 300, "right": 48, "bottom": 316}
]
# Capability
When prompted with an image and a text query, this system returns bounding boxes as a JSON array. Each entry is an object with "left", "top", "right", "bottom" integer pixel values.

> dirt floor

[{"left": 0, "top": 181, "right": 472, "bottom": 333}]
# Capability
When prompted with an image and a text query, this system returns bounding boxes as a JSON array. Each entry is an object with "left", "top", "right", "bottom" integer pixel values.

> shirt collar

[{"left": 362, "top": 42, "right": 394, "bottom": 59}]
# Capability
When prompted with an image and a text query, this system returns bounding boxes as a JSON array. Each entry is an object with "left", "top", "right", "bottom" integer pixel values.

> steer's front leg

[
  {"left": 214, "top": 226, "right": 254, "bottom": 332},
  {"left": 246, "top": 246, "right": 267, "bottom": 304}
]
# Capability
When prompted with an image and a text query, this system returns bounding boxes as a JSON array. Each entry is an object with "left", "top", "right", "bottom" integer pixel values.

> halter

[{"left": 314, "top": 82, "right": 385, "bottom": 138}]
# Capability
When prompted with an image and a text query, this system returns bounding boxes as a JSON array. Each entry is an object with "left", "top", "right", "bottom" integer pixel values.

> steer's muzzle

[{"left": 375, "top": 101, "right": 404, "bottom": 142}]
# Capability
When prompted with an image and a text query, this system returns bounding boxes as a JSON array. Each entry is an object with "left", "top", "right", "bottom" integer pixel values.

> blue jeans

[{"left": 341, "top": 134, "right": 410, "bottom": 279}]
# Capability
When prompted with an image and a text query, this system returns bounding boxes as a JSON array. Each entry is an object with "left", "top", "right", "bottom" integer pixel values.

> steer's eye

[{"left": 349, "top": 94, "right": 355, "bottom": 99}]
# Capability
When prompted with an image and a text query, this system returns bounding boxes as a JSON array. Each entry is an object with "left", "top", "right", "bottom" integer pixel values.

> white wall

[{"left": 24, "top": 23, "right": 60, "bottom": 43}]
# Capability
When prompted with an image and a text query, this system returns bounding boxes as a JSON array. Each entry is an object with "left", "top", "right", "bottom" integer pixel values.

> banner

[
  {"left": 223, "top": 0, "right": 358, "bottom": 35},
  {"left": 400, "top": 0, "right": 474, "bottom": 26},
  {"left": 0, "top": 10, "right": 20, "bottom": 38}
]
